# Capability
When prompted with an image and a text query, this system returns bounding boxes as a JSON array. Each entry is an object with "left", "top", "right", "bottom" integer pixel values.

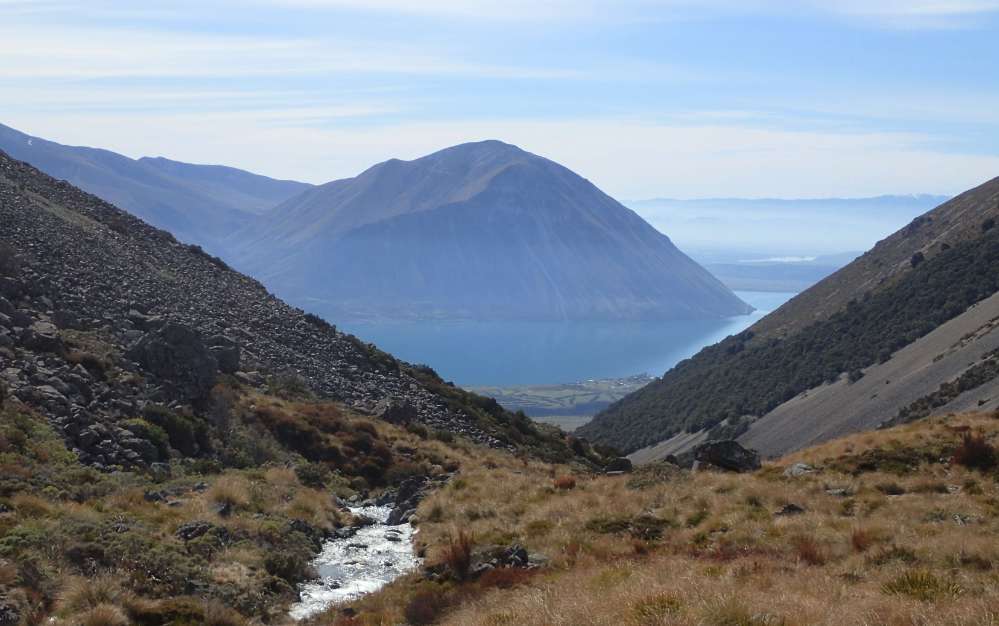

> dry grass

[
  {"left": 330, "top": 412, "right": 999, "bottom": 626},
  {"left": 208, "top": 476, "right": 251, "bottom": 510}
]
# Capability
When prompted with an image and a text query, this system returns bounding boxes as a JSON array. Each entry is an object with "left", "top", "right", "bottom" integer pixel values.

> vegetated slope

[
  {"left": 307, "top": 412, "right": 999, "bottom": 626},
  {"left": 229, "top": 140, "right": 751, "bottom": 321},
  {"left": 0, "top": 122, "right": 310, "bottom": 251},
  {"left": 578, "top": 178, "right": 999, "bottom": 454},
  {"left": 0, "top": 148, "right": 587, "bottom": 461}
]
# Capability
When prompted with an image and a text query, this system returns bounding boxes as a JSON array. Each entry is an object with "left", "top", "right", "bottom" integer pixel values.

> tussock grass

[{"left": 328, "top": 412, "right": 999, "bottom": 626}]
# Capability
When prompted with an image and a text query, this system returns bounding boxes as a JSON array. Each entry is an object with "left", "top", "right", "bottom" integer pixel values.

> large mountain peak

[{"left": 230, "top": 141, "right": 750, "bottom": 322}]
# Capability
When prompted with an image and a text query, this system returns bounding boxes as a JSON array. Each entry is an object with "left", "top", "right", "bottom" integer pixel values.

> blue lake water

[{"left": 340, "top": 291, "right": 795, "bottom": 387}]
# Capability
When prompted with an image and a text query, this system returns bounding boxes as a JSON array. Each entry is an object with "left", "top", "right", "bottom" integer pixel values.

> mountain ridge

[{"left": 0, "top": 122, "right": 311, "bottom": 252}]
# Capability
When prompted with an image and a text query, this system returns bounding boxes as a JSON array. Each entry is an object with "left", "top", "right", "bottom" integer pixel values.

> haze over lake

[{"left": 338, "top": 291, "right": 794, "bottom": 387}]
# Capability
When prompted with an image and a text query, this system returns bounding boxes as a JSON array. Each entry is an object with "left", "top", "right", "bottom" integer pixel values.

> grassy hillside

[
  {"left": 579, "top": 192, "right": 999, "bottom": 454},
  {"left": 312, "top": 412, "right": 999, "bottom": 625}
]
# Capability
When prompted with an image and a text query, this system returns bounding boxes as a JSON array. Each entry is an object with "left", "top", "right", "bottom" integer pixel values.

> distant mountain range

[
  {"left": 0, "top": 123, "right": 751, "bottom": 322},
  {"left": 579, "top": 177, "right": 999, "bottom": 459},
  {"left": 631, "top": 195, "right": 950, "bottom": 259},
  {"left": 227, "top": 140, "right": 752, "bottom": 321},
  {"left": 699, "top": 252, "right": 862, "bottom": 293},
  {"left": 0, "top": 123, "right": 311, "bottom": 251}
]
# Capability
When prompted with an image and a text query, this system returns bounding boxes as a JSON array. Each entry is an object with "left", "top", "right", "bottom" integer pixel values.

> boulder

[
  {"left": 692, "top": 440, "right": 761, "bottom": 473},
  {"left": 126, "top": 323, "right": 218, "bottom": 400},
  {"left": 206, "top": 335, "right": 240, "bottom": 374},
  {"left": 175, "top": 520, "right": 216, "bottom": 541},
  {"left": 375, "top": 397, "right": 417, "bottom": 425},
  {"left": 775, "top": 503, "right": 806, "bottom": 516},
  {"left": 783, "top": 462, "right": 815, "bottom": 478},
  {"left": 0, "top": 594, "right": 20, "bottom": 626},
  {"left": 19, "top": 321, "right": 65, "bottom": 354}
]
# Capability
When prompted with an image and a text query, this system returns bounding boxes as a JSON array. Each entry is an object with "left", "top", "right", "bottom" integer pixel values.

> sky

[{"left": 2, "top": 0, "right": 999, "bottom": 200}]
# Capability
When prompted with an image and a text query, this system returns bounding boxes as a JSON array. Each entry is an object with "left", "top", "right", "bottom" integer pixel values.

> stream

[{"left": 288, "top": 503, "right": 421, "bottom": 620}]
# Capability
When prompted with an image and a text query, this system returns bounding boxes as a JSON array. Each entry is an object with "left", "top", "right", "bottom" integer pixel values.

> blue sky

[{"left": 2, "top": 0, "right": 999, "bottom": 199}]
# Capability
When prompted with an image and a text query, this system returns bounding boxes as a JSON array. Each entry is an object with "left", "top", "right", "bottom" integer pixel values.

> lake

[{"left": 339, "top": 291, "right": 795, "bottom": 387}]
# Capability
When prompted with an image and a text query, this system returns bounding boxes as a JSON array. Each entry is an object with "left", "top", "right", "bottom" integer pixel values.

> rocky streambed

[
  {"left": 289, "top": 503, "right": 421, "bottom": 620},
  {"left": 289, "top": 476, "right": 438, "bottom": 620}
]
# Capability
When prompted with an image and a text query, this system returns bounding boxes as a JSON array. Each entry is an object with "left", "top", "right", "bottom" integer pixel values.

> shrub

[
  {"left": 875, "top": 482, "right": 906, "bottom": 496},
  {"left": 686, "top": 508, "right": 710, "bottom": 528},
  {"left": 303, "top": 312, "right": 334, "bottom": 332},
  {"left": 793, "top": 535, "right": 826, "bottom": 566},
  {"left": 953, "top": 433, "right": 997, "bottom": 470},
  {"left": 632, "top": 593, "right": 682, "bottom": 624},
  {"left": 264, "top": 549, "right": 314, "bottom": 584},
  {"left": 553, "top": 475, "right": 576, "bottom": 490},
  {"left": 441, "top": 530, "right": 474, "bottom": 581},
  {"left": 867, "top": 545, "right": 918, "bottom": 566},
  {"left": 295, "top": 463, "right": 330, "bottom": 489},
  {"left": 403, "top": 588, "right": 448, "bottom": 625},
  {"left": 881, "top": 570, "right": 963, "bottom": 601},
  {"left": 851, "top": 528, "right": 875, "bottom": 553},
  {"left": 268, "top": 372, "right": 312, "bottom": 400},
  {"left": 208, "top": 477, "right": 249, "bottom": 511},
  {"left": 143, "top": 405, "right": 209, "bottom": 457},
  {"left": 57, "top": 576, "right": 123, "bottom": 615},
  {"left": 77, "top": 604, "right": 130, "bottom": 626},
  {"left": 477, "top": 567, "right": 535, "bottom": 590}
]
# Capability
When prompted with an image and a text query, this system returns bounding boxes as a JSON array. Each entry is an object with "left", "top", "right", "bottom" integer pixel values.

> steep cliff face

[{"left": 230, "top": 140, "right": 751, "bottom": 321}]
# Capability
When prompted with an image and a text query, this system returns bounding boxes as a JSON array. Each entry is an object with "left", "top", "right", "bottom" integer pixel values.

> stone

[
  {"left": 692, "top": 440, "right": 761, "bottom": 473},
  {"left": 175, "top": 520, "right": 215, "bottom": 541},
  {"left": 375, "top": 397, "right": 417, "bottom": 424},
  {"left": 125, "top": 323, "right": 218, "bottom": 400},
  {"left": 783, "top": 462, "right": 815, "bottom": 478},
  {"left": 19, "top": 321, "right": 65, "bottom": 354},
  {"left": 775, "top": 503, "right": 806, "bottom": 516},
  {"left": 0, "top": 594, "right": 21, "bottom": 626},
  {"left": 207, "top": 335, "right": 240, "bottom": 374}
]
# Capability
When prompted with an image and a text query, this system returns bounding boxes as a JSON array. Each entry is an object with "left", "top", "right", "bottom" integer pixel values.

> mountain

[
  {"left": 0, "top": 147, "right": 596, "bottom": 460},
  {"left": 578, "top": 176, "right": 999, "bottom": 458},
  {"left": 228, "top": 140, "right": 752, "bottom": 321},
  {"left": 0, "top": 148, "right": 614, "bottom": 624},
  {"left": 0, "top": 122, "right": 310, "bottom": 251}
]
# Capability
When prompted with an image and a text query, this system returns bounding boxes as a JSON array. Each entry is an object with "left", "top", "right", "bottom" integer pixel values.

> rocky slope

[
  {"left": 0, "top": 122, "right": 310, "bottom": 252},
  {"left": 0, "top": 148, "right": 590, "bottom": 467},
  {"left": 228, "top": 140, "right": 751, "bottom": 321},
  {"left": 580, "top": 177, "right": 999, "bottom": 457}
]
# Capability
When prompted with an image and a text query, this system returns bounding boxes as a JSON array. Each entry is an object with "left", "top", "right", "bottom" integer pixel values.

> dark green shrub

[
  {"left": 294, "top": 463, "right": 330, "bottom": 489},
  {"left": 953, "top": 433, "right": 997, "bottom": 471},
  {"left": 143, "top": 406, "right": 209, "bottom": 457}
]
